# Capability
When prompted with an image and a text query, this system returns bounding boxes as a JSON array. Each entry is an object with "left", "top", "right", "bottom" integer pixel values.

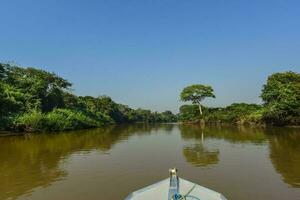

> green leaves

[
  {"left": 180, "top": 84, "right": 215, "bottom": 104},
  {"left": 0, "top": 63, "right": 178, "bottom": 132},
  {"left": 0, "top": 64, "right": 72, "bottom": 113},
  {"left": 180, "top": 84, "right": 215, "bottom": 118},
  {"left": 261, "top": 71, "right": 300, "bottom": 125},
  {"left": 179, "top": 72, "right": 300, "bottom": 126},
  {"left": 179, "top": 103, "right": 264, "bottom": 125},
  {"left": 179, "top": 105, "right": 200, "bottom": 122}
]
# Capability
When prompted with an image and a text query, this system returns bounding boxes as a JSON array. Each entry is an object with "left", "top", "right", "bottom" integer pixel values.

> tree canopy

[
  {"left": 179, "top": 71, "right": 300, "bottom": 126},
  {"left": 180, "top": 84, "right": 215, "bottom": 117},
  {"left": 261, "top": 71, "right": 300, "bottom": 125},
  {"left": 1, "top": 63, "right": 299, "bottom": 131},
  {"left": 0, "top": 63, "right": 177, "bottom": 132},
  {"left": 180, "top": 84, "right": 215, "bottom": 104}
]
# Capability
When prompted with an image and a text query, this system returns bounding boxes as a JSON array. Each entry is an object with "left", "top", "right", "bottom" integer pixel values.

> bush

[
  {"left": 261, "top": 71, "right": 300, "bottom": 125},
  {"left": 204, "top": 107, "right": 230, "bottom": 123},
  {"left": 13, "top": 109, "right": 104, "bottom": 132},
  {"left": 179, "top": 105, "right": 200, "bottom": 122},
  {"left": 244, "top": 108, "right": 265, "bottom": 125},
  {"left": 14, "top": 111, "right": 46, "bottom": 132},
  {"left": 179, "top": 103, "right": 265, "bottom": 125},
  {"left": 45, "top": 109, "right": 101, "bottom": 131}
]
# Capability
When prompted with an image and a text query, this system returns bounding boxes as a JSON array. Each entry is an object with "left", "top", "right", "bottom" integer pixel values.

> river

[{"left": 0, "top": 124, "right": 299, "bottom": 200}]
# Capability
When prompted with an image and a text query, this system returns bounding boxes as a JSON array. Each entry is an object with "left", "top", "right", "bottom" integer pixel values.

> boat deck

[{"left": 125, "top": 178, "right": 227, "bottom": 200}]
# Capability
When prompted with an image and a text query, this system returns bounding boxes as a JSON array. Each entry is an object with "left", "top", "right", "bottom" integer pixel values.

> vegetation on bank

[
  {"left": 179, "top": 103, "right": 264, "bottom": 125},
  {"left": 180, "top": 84, "right": 215, "bottom": 116},
  {"left": 1, "top": 63, "right": 299, "bottom": 132},
  {"left": 179, "top": 71, "right": 300, "bottom": 126},
  {"left": 0, "top": 63, "right": 177, "bottom": 132}
]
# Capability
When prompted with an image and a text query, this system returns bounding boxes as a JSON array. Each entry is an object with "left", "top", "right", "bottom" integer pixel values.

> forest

[
  {"left": 0, "top": 63, "right": 177, "bottom": 132},
  {"left": 0, "top": 63, "right": 299, "bottom": 133},
  {"left": 179, "top": 71, "right": 300, "bottom": 126}
]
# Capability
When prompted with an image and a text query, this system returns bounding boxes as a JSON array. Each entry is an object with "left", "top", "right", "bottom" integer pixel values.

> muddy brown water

[{"left": 0, "top": 124, "right": 299, "bottom": 200}]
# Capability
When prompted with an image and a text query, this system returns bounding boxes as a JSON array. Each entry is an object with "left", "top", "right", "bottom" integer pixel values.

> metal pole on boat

[{"left": 168, "top": 168, "right": 180, "bottom": 200}]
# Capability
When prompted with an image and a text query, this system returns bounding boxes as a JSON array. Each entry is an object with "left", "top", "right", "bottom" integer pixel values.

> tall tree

[
  {"left": 261, "top": 71, "right": 300, "bottom": 125},
  {"left": 180, "top": 84, "right": 215, "bottom": 118},
  {"left": 5, "top": 66, "right": 72, "bottom": 112}
]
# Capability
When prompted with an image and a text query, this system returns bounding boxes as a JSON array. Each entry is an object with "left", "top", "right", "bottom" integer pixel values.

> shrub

[
  {"left": 179, "top": 105, "right": 200, "bottom": 122},
  {"left": 45, "top": 109, "right": 101, "bottom": 131},
  {"left": 244, "top": 108, "right": 265, "bottom": 125},
  {"left": 261, "top": 71, "right": 300, "bottom": 125},
  {"left": 14, "top": 111, "right": 46, "bottom": 132}
]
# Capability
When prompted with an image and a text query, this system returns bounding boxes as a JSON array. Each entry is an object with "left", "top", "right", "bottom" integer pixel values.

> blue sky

[{"left": 1, "top": 0, "right": 299, "bottom": 112}]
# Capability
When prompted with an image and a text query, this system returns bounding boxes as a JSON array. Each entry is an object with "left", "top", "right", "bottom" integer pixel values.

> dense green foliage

[
  {"left": 1, "top": 63, "right": 298, "bottom": 132},
  {"left": 179, "top": 103, "right": 264, "bottom": 125},
  {"left": 179, "top": 105, "right": 200, "bottom": 122},
  {"left": 0, "top": 63, "right": 177, "bottom": 132},
  {"left": 261, "top": 71, "right": 300, "bottom": 125},
  {"left": 179, "top": 71, "right": 300, "bottom": 126},
  {"left": 180, "top": 84, "right": 215, "bottom": 117}
]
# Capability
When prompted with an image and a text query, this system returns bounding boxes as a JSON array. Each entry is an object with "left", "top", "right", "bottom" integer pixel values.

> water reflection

[
  {"left": 180, "top": 124, "right": 300, "bottom": 188},
  {"left": 183, "top": 144, "right": 219, "bottom": 167},
  {"left": 0, "top": 124, "right": 173, "bottom": 200},
  {"left": 204, "top": 125, "right": 267, "bottom": 144},
  {"left": 180, "top": 124, "right": 267, "bottom": 144},
  {"left": 0, "top": 124, "right": 299, "bottom": 200},
  {"left": 267, "top": 128, "right": 300, "bottom": 187},
  {"left": 180, "top": 126, "right": 219, "bottom": 167},
  {"left": 0, "top": 134, "right": 66, "bottom": 200}
]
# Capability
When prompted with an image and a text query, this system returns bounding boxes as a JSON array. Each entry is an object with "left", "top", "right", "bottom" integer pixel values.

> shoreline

[{"left": 1, "top": 122, "right": 300, "bottom": 137}]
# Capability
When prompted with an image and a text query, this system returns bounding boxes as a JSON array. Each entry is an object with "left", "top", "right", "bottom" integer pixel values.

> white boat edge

[{"left": 125, "top": 177, "right": 228, "bottom": 200}]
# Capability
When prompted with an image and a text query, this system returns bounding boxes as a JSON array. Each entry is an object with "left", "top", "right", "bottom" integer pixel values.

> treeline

[
  {"left": 0, "top": 63, "right": 176, "bottom": 132},
  {"left": 1, "top": 63, "right": 298, "bottom": 132},
  {"left": 179, "top": 71, "right": 300, "bottom": 126}
]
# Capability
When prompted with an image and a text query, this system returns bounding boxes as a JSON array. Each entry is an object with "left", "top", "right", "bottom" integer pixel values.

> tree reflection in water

[
  {"left": 267, "top": 128, "right": 300, "bottom": 188},
  {"left": 0, "top": 124, "right": 300, "bottom": 200},
  {"left": 183, "top": 143, "right": 219, "bottom": 167},
  {"left": 0, "top": 124, "right": 174, "bottom": 200},
  {"left": 180, "top": 124, "right": 300, "bottom": 188},
  {"left": 180, "top": 125, "right": 219, "bottom": 167}
]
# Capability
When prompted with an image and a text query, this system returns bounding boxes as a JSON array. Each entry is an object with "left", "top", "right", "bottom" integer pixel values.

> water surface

[{"left": 0, "top": 124, "right": 300, "bottom": 200}]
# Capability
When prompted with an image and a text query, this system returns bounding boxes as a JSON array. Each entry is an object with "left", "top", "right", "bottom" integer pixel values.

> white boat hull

[{"left": 125, "top": 178, "right": 227, "bottom": 200}]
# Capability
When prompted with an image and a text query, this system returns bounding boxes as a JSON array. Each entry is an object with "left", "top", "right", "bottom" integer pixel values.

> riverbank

[
  {"left": 179, "top": 103, "right": 299, "bottom": 127},
  {"left": 0, "top": 63, "right": 177, "bottom": 133},
  {"left": 1, "top": 64, "right": 299, "bottom": 132},
  {"left": 178, "top": 72, "right": 300, "bottom": 127}
]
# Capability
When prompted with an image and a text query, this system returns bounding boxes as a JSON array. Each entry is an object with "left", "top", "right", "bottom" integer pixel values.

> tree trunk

[{"left": 198, "top": 103, "right": 202, "bottom": 116}]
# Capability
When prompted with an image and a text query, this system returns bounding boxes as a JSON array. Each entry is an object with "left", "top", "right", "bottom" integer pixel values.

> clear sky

[{"left": 1, "top": 0, "right": 299, "bottom": 113}]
